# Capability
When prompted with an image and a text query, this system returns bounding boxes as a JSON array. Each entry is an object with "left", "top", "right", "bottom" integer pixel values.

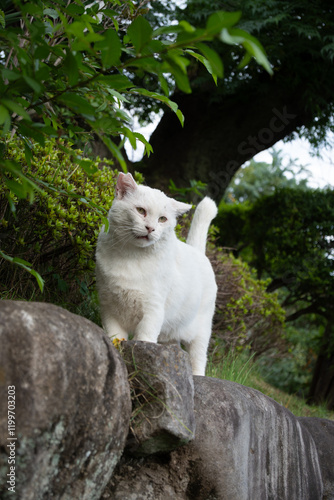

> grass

[
  {"left": 248, "top": 375, "right": 334, "bottom": 420},
  {"left": 207, "top": 350, "right": 334, "bottom": 421},
  {"left": 207, "top": 349, "right": 256, "bottom": 386}
]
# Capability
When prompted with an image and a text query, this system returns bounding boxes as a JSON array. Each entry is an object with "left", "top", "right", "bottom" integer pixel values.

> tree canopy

[{"left": 0, "top": 0, "right": 271, "bottom": 198}]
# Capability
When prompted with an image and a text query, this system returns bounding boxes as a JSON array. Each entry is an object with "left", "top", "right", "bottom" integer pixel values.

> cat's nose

[{"left": 145, "top": 226, "right": 155, "bottom": 233}]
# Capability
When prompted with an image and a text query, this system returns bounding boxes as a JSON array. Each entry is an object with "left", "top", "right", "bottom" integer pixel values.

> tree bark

[{"left": 308, "top": 320, "right": 334, "bottom": 410}]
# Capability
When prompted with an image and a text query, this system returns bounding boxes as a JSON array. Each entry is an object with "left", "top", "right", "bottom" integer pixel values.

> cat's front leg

[
  {"left": 133, "top": 309, "right": 164, "bottom": 343},
  {"left": 102, "top": 314, "right": 129, "bottom": 341}
]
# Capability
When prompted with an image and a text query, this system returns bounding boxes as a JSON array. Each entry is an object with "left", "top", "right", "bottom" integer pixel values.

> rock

[
  {"left": 298, "top": 417, "right": 334, "bottom": 500},
  {"left": 107, "top": 376, "right": 324, "bottom": 500},
  {"left": 0, "top": 301, "right": 131, "bottom": 500},
  {"left": 120, "top": 340, "right": 195, "bottom": 456}
]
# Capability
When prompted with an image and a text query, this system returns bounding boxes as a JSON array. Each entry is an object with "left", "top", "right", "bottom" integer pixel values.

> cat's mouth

[{"left": 136, "top": 235, "right": 149, "bottom": 240}]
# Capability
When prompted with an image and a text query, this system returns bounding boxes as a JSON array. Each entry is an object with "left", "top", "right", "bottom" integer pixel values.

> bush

[
  {"left": 209, "top": 247, "right": 286, "bottom": 358},
  {"left": 0, "top": 138, "right": 134, "bottom": 305}
]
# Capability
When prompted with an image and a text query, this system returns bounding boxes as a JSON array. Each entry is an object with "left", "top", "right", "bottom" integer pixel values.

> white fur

[{"left": 95, "top": 173, "right": 217, "bottom": 376}]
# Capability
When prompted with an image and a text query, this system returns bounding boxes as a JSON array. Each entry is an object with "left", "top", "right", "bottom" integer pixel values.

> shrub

[{"left": 209, "top": 247, "right": 286, "bottom": 358}]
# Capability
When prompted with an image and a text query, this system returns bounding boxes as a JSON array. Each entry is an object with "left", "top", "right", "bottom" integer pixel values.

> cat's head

[{"left": 110, "top": 173, "right": 192, "bottom": 248}]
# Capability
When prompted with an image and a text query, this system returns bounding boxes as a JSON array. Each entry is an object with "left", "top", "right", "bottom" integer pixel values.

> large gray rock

[
  {"left": 0, "top": 301, "right": 131, "bottom": 500},
  {"left": 107, "top": 376, "right": 324, "bottom": 500},
  {"left": 121, "top": 341, "right": 195, "bottom": 455},
  {"left": 298, "top": 417, "right": 334, "bottom": 500}
]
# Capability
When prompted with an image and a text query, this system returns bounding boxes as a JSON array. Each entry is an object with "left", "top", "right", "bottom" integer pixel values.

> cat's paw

[{"left": 112, "top": 338, "right": 126, "bottom": 350}]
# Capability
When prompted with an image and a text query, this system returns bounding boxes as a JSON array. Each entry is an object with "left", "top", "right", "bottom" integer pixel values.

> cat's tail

[{"left": 186, "top": 197, "right": 218, "bottom": 254}]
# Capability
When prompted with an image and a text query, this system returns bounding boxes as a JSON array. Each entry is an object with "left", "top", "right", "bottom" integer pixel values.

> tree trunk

[
  {"left": 308, "top": 321, "right": 334, "bottom": 410},
  {"left": 137, "top": 73, "right": 315, "bottom": 200}
]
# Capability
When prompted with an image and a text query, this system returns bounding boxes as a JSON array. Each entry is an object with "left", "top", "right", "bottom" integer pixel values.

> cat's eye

[
  {"left": 136, "top": 207, "right": 146, "bottom": 216},
  {"left": 159, "top": 216, "right": 167, "bottom": 223}
]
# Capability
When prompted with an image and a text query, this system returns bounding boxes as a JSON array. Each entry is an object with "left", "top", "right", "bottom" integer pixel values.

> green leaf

[
  {"left": 164, "top": 55, "right": 191, "bottom": 93},
  {"left": 0, "top": 251, "right": 44, "bottom": 292},
  {"left": 206, "top": 11, "right": 242, "bottom": 35},
  {"left": 23, "top": 139, "right": 33, "bottom": 167},
  {"left": 1, "top": 99, "right": 32, "bottom": 121},
  {"left": 0, "top": 9, "right": 5, "bottom": 28},
  {"left": 158, "top": 73, "right": 169, "bottom": 96},
  {"left": 185, "top": 49, "right": 218, "bottom": 84},
  {"left": 179, "top": 20, "right": 196, "bottom": 33},
  {"left": 63, "top": 50, "right": 79, "bottom": 86},
  {"left": 5, "top": 178, "right": 27, "bottom": 199},
  {"left": 107, "top": 88, "right": 130, "bottom": 103},
  {"left": 66, "top": 20, "right": 87, "bottom": 37},
  {"left": 123, "top": 127, "right": 137, "bottom": 150},
  {"left": 17, "top": 122, "right": 45, "bottom": 145},
  {"left": 97, "top": 74, "right": 134, "bottom": 90},
  {"left": 220, "top": 28, "right": 273, "bottom": 75},
  {"left": 43, "top": 8, "right": 59, "bottom": 20},
  {"left": 0, "top": 104, "right": 10, "bottom": 125},
  {"left": 153, "top": 24, "right": 185, "bottom": 38},
  {"left": 23, "top": 75, "right": 42, "bottom": 93},
  {"left": 238, "top": 52, "right": 252, "bottom": 70},
  {"left": 103, "top": 9, "right": 119, "bottom": 31},
  {"left": 196, "top": 43, "right": 224, "bottom": 78},
  {"left": 65, "top": 4, "right": 85, "bottom": 16},
  {"left": 127, "top": 15, "right": 153, "bottom": 53},
  {"left": 79, "top": 159, "right": 99, "bottom": 176},
  {"left": 133, "top": 132, "right": 153, "bottom": 157},
  {"left": 1, "top": 68, "right": 20, "bottom": 81},
  {"left": 176, "top": 109, "right": 185, "bottom": 127},
  {"left": 96, "top": 28, "right": 122, "bottom": 68},
  {"left": 101, "top": 136, "right": 128, "bottom": 171},
  {"left": 130, "top": 88, "right": 185, "bottom": 126},
  {"left": 57, "top": 93, "right": 96, "bottom": 118},
  {"left": 102, "top": 216, "right": 109, "bottom": 233}
]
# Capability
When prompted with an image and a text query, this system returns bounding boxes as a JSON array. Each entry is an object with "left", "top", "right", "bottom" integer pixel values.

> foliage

[
  {"left": 209, "top": 247, "right": 286, "bottom": 357},
  {"left": 216, "top": 186, "right": 334, "bottom": 407},
  {"left": 169, "top": 178, "right": 207, "bottom": 203},
  {"left": 0, "top": 0, "right": 272, "bottom": 202},
  {"left": 216, "top": 188, "right": 334, "bottom": 308},
  {"left": 223, "top": 149, "right": 310, "bottom": 204},
  {"left": 257, "top": 318, "right": 324, "bottom": 397},
  {"left": 0, "top": 137, "right": 125, "bottom": 303},
  {"left": 176, "top": 0, "right": 334, "bottom": 146}
]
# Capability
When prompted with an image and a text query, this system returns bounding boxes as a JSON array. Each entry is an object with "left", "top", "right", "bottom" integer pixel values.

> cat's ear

[
  {"left": 171, "top": 199, "right": 192, "bottom": 217},
  {"left": 116, "top": 173, "right": 138, "bottom": 199}
]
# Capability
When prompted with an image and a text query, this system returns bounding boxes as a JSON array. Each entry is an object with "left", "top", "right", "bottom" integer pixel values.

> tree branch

[{"left": 286, "top": 304, "right": 320, "bottom": 322}]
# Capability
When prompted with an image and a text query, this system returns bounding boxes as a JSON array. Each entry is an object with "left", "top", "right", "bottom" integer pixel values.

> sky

[
  {"left": 255, "top": 136, "right": 334, "bottom": 189},
  {"left": 124, "top": 120, "right": 334, "bottom": 190}
]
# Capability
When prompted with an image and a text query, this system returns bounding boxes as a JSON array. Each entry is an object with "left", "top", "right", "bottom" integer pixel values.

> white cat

[{"left": 95, "top": 173, "right": 217, "bottom": 376}]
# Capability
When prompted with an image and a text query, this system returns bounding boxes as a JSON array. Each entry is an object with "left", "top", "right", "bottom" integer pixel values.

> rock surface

[
  {"left": 121, "top": 340, "right": 195, "bottom": 455},
  {"left": 107, "top": 377, "right": 324, "bottom": 500},
  {"left": 298, "top": 417, "right": 334, "bottom": 500},
  {"left": 1, "top": 301, "right": 333, "bottom": 500},
  {"left": 0, "top": 301, "right": 131, "bottom": 500}
]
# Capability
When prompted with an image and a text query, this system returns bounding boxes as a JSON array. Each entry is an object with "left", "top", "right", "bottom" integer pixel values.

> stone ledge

[{"left": 120, "top": 340, "right": 196, "bottom": 456}]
